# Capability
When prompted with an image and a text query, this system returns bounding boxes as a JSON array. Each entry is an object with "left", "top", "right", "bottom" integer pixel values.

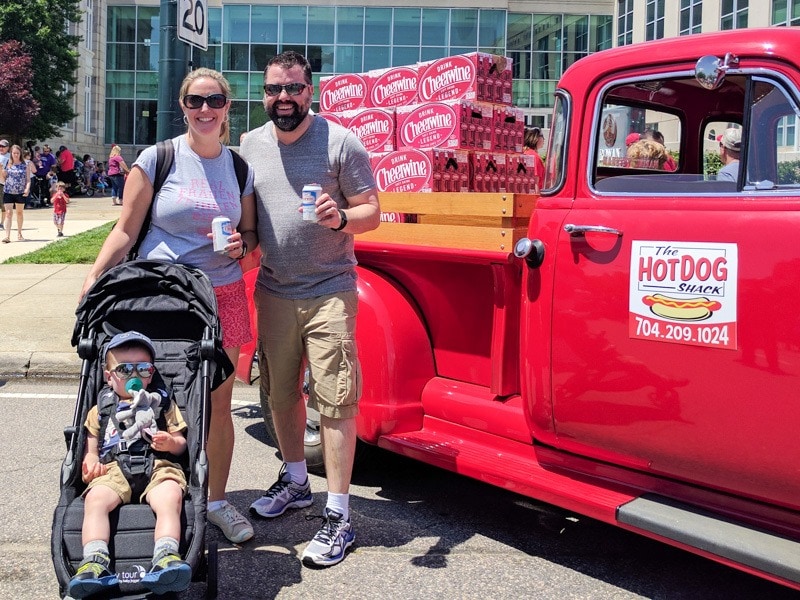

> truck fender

[{"left": 355, "top": 266, "right": 434, "bottom": 443}]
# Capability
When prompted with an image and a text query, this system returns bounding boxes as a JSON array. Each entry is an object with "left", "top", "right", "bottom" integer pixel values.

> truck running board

[{"left": 617, "top": 493, "right": 800, "bottom": 585}]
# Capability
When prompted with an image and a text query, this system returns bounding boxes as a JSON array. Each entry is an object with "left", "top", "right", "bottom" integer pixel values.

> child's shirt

[
  {"left": 85, "top": 386, "right": 187, "bottom": 460},
  {"left": 52, "top": 191, "right": 69, "bottom": 214}
]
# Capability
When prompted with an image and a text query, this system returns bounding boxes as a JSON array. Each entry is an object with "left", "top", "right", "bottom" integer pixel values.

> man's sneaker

[
  {"left": 141, "top": 550, "right": 192, "bottom": 595},
  {"left": 208, "top": 502, "right": 254, "bottom": 543},
  {"left": 67, "top": 551, "right": 118, "bottom": 598},
  {"left": 301, "top": 508, "right": 355, "bottom": 568},
  {"left": 250, "top": 466, "right": 313, "bottom": 518}
]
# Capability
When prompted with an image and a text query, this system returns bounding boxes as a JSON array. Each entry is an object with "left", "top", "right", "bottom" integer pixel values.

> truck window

[
  {"left": 543, "top": 92, "right": 568, "bottom": 193},
  {"left": 744, "top": 77, "right": 800, "bottom": 190}
]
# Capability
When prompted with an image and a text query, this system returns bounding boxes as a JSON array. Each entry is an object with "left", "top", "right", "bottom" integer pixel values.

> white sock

[
  {"left": 285, "top": 460, "right": 308, "bottom": 485},
  {"left": 207, "top": 499, "right": 228, "bottom": 512},
  {"left": 326, "top": 493, "right": 349, "bottom": 521},
  {"left": 153, "top": 536, "right": 180, "bottom": 560},
  {"left": 83, "top": 539, "right": 109, "bottom": 560}
]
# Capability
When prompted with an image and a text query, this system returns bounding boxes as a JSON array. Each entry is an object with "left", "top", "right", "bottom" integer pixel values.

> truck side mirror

[{"left": 695, "top": 53, "right": 739, "bottom": 90}]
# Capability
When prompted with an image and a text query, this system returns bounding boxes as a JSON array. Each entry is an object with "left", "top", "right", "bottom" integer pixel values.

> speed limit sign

[{"left": 178, "top": 0, "right": 208, "bottom": 51}]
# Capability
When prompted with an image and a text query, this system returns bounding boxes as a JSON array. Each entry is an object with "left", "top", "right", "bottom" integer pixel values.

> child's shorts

[
  {"left": 53, "top": 213, "right": 66, "bottom": 226},
  {"left": 84, "top": 458, "right": 187, "bottom": 504}
]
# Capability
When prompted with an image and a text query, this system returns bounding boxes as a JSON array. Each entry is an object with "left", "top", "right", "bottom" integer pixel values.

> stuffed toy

[{"left": 116, "top": 388, "right": 165, "bottom": 443}]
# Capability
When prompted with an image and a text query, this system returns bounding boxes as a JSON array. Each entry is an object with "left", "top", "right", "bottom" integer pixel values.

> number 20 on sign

[{"left": 178, "top": 0, "right": 208, "bottom": 51}]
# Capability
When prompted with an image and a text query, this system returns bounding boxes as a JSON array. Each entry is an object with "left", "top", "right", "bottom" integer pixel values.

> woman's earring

[{"left": 183, "top": 115, "right": 189, "bottom": 125}]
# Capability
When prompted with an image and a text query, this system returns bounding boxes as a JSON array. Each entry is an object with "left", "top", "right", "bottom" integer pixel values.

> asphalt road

[{"left": 1, "top": 378, "right": 797, "bottom": 600}]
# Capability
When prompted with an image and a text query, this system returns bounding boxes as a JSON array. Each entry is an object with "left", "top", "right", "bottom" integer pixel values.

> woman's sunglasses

[
  {"left": 111, "top": 362, "right": 156, "bottom": 379},
  {"left": 183, "top": 93, "right": 228, "bottom": 109},
  {"left": 263, "top": 83, "right": 308, "bottom": 97}
]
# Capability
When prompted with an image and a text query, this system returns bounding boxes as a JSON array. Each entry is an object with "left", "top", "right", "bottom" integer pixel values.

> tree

[
  {"left": 0, "top": 40, "right": 40, "bottom": 140},
  {"left": 0, "top": 0, "right": 82, "bottom": 141}
]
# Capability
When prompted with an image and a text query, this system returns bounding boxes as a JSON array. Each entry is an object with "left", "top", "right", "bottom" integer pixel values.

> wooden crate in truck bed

[{"left": 357, "top": 192, "right": 538, "bottom": 252}]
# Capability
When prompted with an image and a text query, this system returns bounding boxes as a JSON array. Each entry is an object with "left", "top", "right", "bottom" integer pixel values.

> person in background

[
  {"left": 58, "top": 145, "right": 77, "bottom": 190},
  {"left": 0, "top": 140, "right": 9, "bottom": 228},
  {"left": 717, "top": 128, "right": 741, "bottom": 182},
  {"left": 52, "top": 181, "right": 70, "bottom": 237},
  {"left": 523, "top": 127, "right": 546, "bottom": 192},
  {"left": 1, "top": 144, "right": 31, "bottom": 242},
  {"left": 642, "top": 129, "right": 677, "bottom": 172},
  {"left": 241, "top": 50, "right": 380, "bottom": 568},
  {"left": 81, "top": 68, "right": 258, "bottom": 545},
  {"left": 626, "top": 138, "right": 669, "bottom": 170},
  {"left": 82, "top": 154, "right": 96, "bottom": 187},
  {"left": 106, "top": 145, "right": 130, "bottom": 206}
]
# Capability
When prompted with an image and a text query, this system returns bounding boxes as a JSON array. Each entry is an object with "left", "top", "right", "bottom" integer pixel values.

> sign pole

[{"left": 157, "top": 0, "right": 188, "bottom": 142}]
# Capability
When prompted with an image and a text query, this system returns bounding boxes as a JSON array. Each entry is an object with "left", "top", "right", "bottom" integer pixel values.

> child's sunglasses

[
  {"left": 183, "top": 93, "right": 228, "bottom": 109},
  {"left": 111, "top": 362, "right": 156, "bottom": 379}
]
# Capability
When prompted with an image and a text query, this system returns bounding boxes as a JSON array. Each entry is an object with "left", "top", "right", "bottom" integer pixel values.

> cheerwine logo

[
  {"left": 399, "top": 104, "right": 456, "bottom": 148},
  {"left": 320, "top": 75, "right": 367, "bottom": 112},
  {"left": 419, "top": 56, "right": 475, "bottom": 102},
  {"left": 371, "top": 67, "right": 418, "bottom": 107},
  {"left": 348, "top": 109, "right": 394, "bottom": 152},
  {"left": 374, "top": 149, "right": 431, "bottom": 192}
]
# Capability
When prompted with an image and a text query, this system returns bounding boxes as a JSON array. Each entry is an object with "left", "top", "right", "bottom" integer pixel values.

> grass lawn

[{"left": 4, "top": 222, "right": 114, "bottom": 264}]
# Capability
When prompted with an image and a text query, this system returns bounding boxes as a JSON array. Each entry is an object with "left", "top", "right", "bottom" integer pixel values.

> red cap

[{"left": 625, "top": 133, "right": 640, "bottom": 146}]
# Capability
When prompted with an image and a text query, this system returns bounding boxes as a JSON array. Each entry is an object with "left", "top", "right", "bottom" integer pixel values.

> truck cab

[{"left": 242, "top": 27, "right": 800, "bottom": 590}]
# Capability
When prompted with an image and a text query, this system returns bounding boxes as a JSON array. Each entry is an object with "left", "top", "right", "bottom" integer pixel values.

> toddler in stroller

[
  {"left": 67, "top": 330, "right": 191, "bottom": 598},
  {"left": 53, "top": 261, "right": 231, "bottom": 600}
]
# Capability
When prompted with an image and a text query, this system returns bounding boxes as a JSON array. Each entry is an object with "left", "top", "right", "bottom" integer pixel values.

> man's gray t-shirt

[
  {"left": 134, "top": 136, "right": 254, "bottom": 287},
  {"left": 240, "top": 116, "right": 376, "bottom": 299},
  {"left": 717, "top": 160, "right": 739, "bottom": 182}
]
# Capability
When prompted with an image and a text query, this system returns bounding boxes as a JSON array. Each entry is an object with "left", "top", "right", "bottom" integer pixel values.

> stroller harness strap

[{"left": 97, "top": 387, "right": 171, "bottom": 499}]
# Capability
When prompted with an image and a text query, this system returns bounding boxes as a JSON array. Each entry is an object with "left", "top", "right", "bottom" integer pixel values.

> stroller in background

[{"left": 52, "top": 261, "right": 233, "bottom": 599}]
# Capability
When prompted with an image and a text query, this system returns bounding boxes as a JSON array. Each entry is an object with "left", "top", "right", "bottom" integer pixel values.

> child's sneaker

[
  {"left": 67, "top": 551, "right": 118, "bottom": 598},
  {"left": 250, "top": 465, "right": 313, "bottom": 518},
  {"left": 301, "top": 508, "right": 355, "bottom": 568},
  {"left": 208, "top": 501, "right": 254, "bottom": 543},
  {"left": 141, "top": 549, "right": 192, "bottom": 595}
]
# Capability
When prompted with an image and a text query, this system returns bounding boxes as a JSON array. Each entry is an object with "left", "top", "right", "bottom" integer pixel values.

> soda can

[
  {"left": 302, "top": 184, "right": 322, "bottom": 221},
  {"left": 211, "top": 216, "right": 232, "bottom": 254}
]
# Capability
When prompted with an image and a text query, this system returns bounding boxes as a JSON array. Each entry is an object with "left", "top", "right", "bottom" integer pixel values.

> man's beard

[{"left": 268, "top": 101, "right": 307, "bottom": 132}]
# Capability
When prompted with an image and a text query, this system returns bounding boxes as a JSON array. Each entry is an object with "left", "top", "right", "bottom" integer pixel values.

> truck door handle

[{"left": 564, "top": 224, "right": 623, "bottom": 237}]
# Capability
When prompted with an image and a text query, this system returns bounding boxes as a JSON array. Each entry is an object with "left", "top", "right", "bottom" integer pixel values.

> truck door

[{"left": 548, "top": 70, "right": 800, "bottom": 508}]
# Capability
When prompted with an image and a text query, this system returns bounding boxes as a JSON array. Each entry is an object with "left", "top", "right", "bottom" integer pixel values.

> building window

[
  {"left": 772, "top": 0, "right": 800, "bottom": 25},
  {"left": 646, "top": 0, "right": 665, "bottom": 41},
  {"left": 85, "top": 0, "right": 94, "bottom": 51},
  {"left": 680, "top": 0, "right": 702, "bottom": 35},
  {"left": 617, "top": 0, "right": 634, "bottom": 46},
  {"left": 721, "top": 0, "right": 749, "bottom": 30},
  {"left": 84, "top": 76, "right": 92, "bottom": 134}
]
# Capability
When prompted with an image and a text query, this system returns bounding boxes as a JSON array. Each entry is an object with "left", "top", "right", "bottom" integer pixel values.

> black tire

[
  {"left": 84, "top": 187, "right": 95, "bottom": 197},
  {"left": 260, "top": 381, "right": 326, "bottom": 475},
  {"left": 206, "top": 540, "right": 218, "bottom": 599}
]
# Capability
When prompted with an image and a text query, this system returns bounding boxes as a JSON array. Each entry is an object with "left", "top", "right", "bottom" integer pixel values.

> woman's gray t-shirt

[{"left": 134, "top": 136, "right": 254, "bottom": 287}]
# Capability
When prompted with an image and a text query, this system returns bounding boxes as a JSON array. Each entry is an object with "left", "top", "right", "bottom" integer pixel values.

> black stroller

[{"left": 52, "top": 260, "right": 232, "bottom": 599}]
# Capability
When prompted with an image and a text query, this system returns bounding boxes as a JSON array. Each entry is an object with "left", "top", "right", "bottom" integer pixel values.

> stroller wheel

[{"left": 205, "top": 540, "right": 218, "bottom": 599}]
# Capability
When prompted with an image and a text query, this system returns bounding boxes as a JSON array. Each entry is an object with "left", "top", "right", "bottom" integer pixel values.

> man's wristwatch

[
  {"left": 236, "top": 241, "right": 247, "bottom": 260},
  {"left": 331, "top": 208, "right": 348, "bottom": 231}
]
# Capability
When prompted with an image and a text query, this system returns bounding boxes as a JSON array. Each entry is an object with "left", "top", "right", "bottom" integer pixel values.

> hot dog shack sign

[{"left": 629, "top": 241, "right": 737, "bottom": 350}]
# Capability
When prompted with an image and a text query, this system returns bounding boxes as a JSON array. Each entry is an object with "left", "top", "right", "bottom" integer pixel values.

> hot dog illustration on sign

[{"left": 629, "top": 241, "right": 738, "bottom": 349}]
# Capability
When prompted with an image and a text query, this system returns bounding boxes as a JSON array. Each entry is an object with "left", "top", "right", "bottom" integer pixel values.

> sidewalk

[{"left": 0, "top": 195, "right": 120, "bottom": 378}]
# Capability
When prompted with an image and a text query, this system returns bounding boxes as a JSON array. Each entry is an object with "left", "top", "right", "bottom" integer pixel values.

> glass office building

[{"left": 104, "top": 5, "right": 614, "bottom": 148}]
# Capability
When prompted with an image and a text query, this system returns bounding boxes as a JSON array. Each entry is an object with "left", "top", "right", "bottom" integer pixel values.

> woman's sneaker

[
  {"left": 208, "top": 502, "right": 254, "bottom": 543},
  {"left": 67, "top": 551, "right": 118, "bottom": 598},
  {"left": 301, "top": 508, "right": 355, "bottom": 568},
  {"left": 141, "top": 550, "right": 192, "bottom": 595},
  {"left": 250, "top": 466, "right": 313, "bottom": 518}
]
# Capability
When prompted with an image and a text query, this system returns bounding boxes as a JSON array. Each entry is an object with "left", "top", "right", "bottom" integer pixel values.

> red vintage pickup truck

[{"left": 240, "top": 27, "right": 800, "bottom": 590}]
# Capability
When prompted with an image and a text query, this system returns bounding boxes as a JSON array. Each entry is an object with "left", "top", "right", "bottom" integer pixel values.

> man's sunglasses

[
  {"left": 111, "top": 362, "right": 156, "bottom": 379},
  {"left": 183, "top": 93, "right": 228, "bottom": 109},
  {"left": 263, "top": 83, "right": 308, "bottom": 97}
]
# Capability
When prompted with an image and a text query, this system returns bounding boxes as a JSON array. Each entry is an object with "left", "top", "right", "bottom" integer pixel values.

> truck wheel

[{"left": 259, "top": 369, "right": 326, "bottom": 475}]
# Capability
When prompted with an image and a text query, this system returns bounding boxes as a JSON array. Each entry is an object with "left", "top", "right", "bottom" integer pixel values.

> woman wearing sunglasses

[{"left": 81, "top": 67, "right": 258, "bottom": 545}]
